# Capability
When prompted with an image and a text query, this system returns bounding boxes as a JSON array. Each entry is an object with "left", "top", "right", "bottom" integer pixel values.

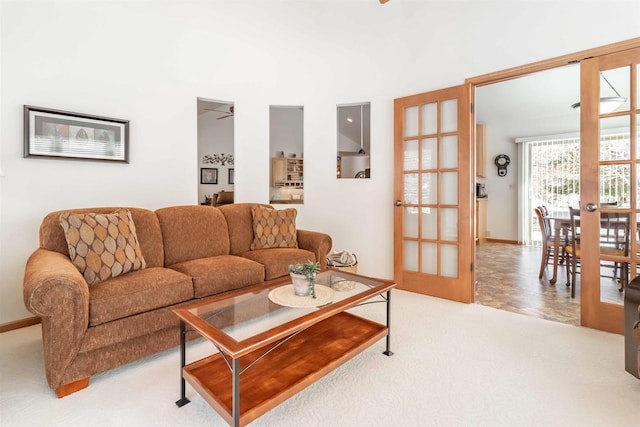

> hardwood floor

[
  {"left": 475, "top": 242, "right": 626, "bottom": 326},
  {"left": 475, "top": 243, "right": 580, "bottom": 325}
]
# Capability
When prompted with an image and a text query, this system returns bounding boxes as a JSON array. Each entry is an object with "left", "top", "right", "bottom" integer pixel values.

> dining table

[{"left": 547, "top": 212, "right": 636, "bottom": 285}]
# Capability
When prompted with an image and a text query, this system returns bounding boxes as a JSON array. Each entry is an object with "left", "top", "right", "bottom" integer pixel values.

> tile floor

[{"left": 475, "top": 242, "right": 625, "bottom": 326}]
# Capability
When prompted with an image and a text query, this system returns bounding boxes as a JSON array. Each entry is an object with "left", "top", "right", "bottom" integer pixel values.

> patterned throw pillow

[
  {"left": 250, "top": 205, "right": 298, "bottom": 250},
  {"left": 59, "top": 209, "right": 146, "bottom": 285}
]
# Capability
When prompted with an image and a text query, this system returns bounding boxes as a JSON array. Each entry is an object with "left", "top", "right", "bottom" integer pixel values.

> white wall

[
  {"left": 270, "top": 106, "right": 304, "bottom": 158},
  {"left": 198, "top": 110, "right": 234, "bottom": 202},
  {"left": 1, "top": 0, "right": 638, "bottom": 323},
  {"left": 476, "top": 65, "right": 582, "bottom": 242}
]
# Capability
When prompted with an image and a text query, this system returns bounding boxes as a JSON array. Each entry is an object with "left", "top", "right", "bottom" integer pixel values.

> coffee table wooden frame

[{"left": 173, "top": 270, "right": 395, "bottom": 427}]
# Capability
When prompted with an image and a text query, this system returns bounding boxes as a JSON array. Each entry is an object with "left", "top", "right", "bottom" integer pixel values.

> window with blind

[{"left": 526, "top": 130, "right": 630, "bottom": 245}]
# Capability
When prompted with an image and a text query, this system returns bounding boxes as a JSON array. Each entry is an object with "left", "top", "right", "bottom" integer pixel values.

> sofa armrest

[
  {"left": 297, "top": 229, "right": 332, "bottom": 271},
  {"left": 23, "top": 248, "right": 90, "bottom": 388}
]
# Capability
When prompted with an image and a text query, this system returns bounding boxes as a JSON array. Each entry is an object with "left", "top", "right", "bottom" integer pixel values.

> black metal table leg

[
  {"left": 175, "top": 320, "right": 191, "bottom": 407},
  {"left": 383, "top": 290, "right": 394, "bottom": 356}
]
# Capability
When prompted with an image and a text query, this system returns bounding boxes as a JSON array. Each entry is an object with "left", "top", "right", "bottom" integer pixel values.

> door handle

[
  {"left": 585, "top": 203, "right": 597, "bottom": 212},
  {"left": 395, "top": 200, "right": 403, "bottom": 206}
]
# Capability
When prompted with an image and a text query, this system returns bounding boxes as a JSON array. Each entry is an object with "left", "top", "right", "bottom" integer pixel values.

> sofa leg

[{"left": 56, "top": 377, "right": 90, "bottom": 398}]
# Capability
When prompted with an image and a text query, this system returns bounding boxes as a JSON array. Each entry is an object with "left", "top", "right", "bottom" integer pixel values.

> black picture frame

[
  {"left": 201, "top": 168, "right": 218, "bottom": 184},
  {"left": 23, "top": 105, "right": 129, "bottom": 163},
  {"left": 229, "top": 168, "right": 234, "bottom": 184}
]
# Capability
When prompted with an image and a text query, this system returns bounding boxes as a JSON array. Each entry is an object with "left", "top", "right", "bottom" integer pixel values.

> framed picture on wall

[
  {"left": 201, "top": 168, "right": 218, "bottom": 184},
  {"left": 228, "top": 168, "right": 234, "bottom": 184},
  {"left": 23, "top": 105, "right": 129, "bottom": 162}
]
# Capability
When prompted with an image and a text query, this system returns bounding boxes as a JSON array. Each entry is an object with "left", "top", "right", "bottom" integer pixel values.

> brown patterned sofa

[{"left": 23, "top": 203, "right": 332, "bottom": 397}]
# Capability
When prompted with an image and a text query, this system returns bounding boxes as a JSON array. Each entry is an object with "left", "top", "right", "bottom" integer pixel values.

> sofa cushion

[
  {"left": 88, "top": 267, "right": 193, "bottom": 326},
  {"left": 218, "top": 203, "right": 272, "bottom": 255},
  {"left": 155, "top": 205, "right": 230, "bottom": 266},
  {"left": 40, "top": 207, "right": 165, "bottom": 268},
  {"left": 169, "top": 255, "right": 265, "bottom": 298},
  {"left": 241, "top": 248, "right": 316, "bottom": 281},
  {"left": 60, "top": 209, "right": 146, "bottom": 285},
  {"left": 250, "top": 205, "right": 298, "bottom": 250}
]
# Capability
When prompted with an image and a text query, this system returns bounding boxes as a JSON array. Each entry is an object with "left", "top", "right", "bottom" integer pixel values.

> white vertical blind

[{"left": 526, "top": 132, "right": 630, "bottom": 245}]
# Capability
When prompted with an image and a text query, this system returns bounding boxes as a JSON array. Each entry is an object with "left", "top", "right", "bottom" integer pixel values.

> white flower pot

[{"left": 290, "top": 272, "right": 311, "bottom": 296}]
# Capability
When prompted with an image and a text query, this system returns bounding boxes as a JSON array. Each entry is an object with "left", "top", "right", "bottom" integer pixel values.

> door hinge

[
  {"left": 470, "top": 102, "right": 474, "bottom": 114},
  {"left": 470, "top": 262, "right": 474, "bottom": 272}
]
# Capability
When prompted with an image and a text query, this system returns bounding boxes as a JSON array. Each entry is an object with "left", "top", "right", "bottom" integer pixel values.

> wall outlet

[{"left": 485, "top": 230, "right": 491, "bottom": 237}]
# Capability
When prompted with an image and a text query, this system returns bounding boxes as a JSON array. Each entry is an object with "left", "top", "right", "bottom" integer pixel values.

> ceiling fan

[
  {"left": 379, "top": 0, "right": 390, "bottom": 3},
  {"left": 216, "top": 106, "right": 234, "bottom": 120}
]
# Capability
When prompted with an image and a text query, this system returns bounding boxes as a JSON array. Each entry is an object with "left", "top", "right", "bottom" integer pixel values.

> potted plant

[{"left": 288, "top": 260, "right": 320, "bottom": 298}]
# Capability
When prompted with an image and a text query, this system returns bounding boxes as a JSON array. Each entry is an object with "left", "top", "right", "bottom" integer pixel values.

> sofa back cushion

[
  {"left": 250, "top": 205, "right": 298, "bottom": 250},
  {"left": 40, "top": 207, "right": 164, "bottom": 268},
  {"left": 155, "top": 205, "right": 230, "bottom": 266},
  {"left": 218, "top": 203, "right": 272, "bottom": 255},
  {"left": 59, "top": 209, "right": 146, "bottom": 285}
]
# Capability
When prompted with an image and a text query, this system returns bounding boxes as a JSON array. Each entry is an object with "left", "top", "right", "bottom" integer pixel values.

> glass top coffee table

[{"left": 174, "top": 269, "right": 396, "bottom": 427}]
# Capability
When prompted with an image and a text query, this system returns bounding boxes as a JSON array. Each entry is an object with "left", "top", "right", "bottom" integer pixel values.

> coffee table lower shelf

[{"left": 183, "top": 311, "right": 388, "bottom": 426}]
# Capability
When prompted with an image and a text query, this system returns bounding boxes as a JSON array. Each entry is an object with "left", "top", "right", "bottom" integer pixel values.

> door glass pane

[
  {"left": 421, "top": 207, "right": 437, "bottom": 239},
  {"left": 421, "top": 242, "right": 437, "bottom": 274},
  {"left": 404, "top": 173, "right": 418, "bottom": 204},
  {"left": 636, "top": 113, "right": 640, "bottom": 159},
  {"left": 421, "top": 138, "right": 437, "bottom": 169},
  {"left": 600, "top": 66, "right": 630, "bottom": 113},
  {"left": 600, "top": 116, "right": 630, "bottom": 161},
  {"left": 599, "top": 211, "right": 629, "bottom": 306},
  {"left": 441, "top": 244, "right": 458, "bottom": 278},
  {"left": 404, "top": 207, "right": 418, "bottom": 238},
  {"left": 421, "top": 173, "right": 437, "bottom": 204},
  {"left": 404, "top": 106, "right": 418, "bottom": 138},
  {"left": 600, "top": 275, "right": 624, "bottom": 305},
  {"left": 635, "top": 165, "right": 640, "bottom": 210},
  {"left": 441, "top": 208, "right": 458, "bottom": 241},
  {"left": 636, "top": 213, "right": 640, "bottom": 257},
  {"left": 600, "top": 164, "right": 630, "bottom": 208},
  {"left": 421, "top": 103, "right": 437, "bottom": 135},
  {"left": 440, "top": 135, "right": 458, "bottom": 168},
  {"left": 440, "top": 172, "right": 458, "bottom": 205},
  {"left": 404, "top": 240, "right": 418, "bottom": 272},
  {"left": 637, "top": 67, "right": 640, "bottom": 105},
  {"left": 441, "top": 99, "right": 458, "bottom": 133},
  {"left": 404, "top": 140, "right": 418, "bottom": 171}
]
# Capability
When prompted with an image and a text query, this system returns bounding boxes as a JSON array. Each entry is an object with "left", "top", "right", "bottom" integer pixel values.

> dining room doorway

[
  {"left": 468, "top": 39, "right": 640, "bottom": 333},
  {"left": 473, "top": 64, "right": 582, "bottom": 325}
]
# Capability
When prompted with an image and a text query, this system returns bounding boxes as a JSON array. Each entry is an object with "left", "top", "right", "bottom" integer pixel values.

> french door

[
  {"left": 393, "top": 86, "right": 473, "bottom": 303},
  {"left": 579, "top": 47, "right": 640, "bottom": 334}
]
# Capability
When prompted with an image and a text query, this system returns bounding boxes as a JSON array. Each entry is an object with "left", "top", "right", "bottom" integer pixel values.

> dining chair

[
  {"left": 564, "top": 207, "right": 581, "bottom": 298},
  {"left": 534, "top": 206, "right": 564, "bottom": 280},
  {"left": 600, "top": 201, "right": 619, "bottom": 243},
  {"left": 599, "top": 211, "right": 630, "bottom": 291},
  {"left": 565, "top": 209, "right": 630, "bottom": 298}
]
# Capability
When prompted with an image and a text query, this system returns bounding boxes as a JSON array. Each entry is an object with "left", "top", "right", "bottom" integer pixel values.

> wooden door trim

[
  {"left": 466, "top": 37, "right": 640, "bottom": 87},
  {"left": 465, "top": 37, "right": 640, "bottom": 333}
]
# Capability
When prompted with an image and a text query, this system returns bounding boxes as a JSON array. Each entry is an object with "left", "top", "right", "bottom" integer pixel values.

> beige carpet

[{"left": 1, "top": 290, "right": 639, "bottom": 426}]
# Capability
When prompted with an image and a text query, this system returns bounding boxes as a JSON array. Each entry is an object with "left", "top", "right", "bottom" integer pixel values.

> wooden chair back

[{"left": 534, "top": 206, "right": 554, "bottom": 244}]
